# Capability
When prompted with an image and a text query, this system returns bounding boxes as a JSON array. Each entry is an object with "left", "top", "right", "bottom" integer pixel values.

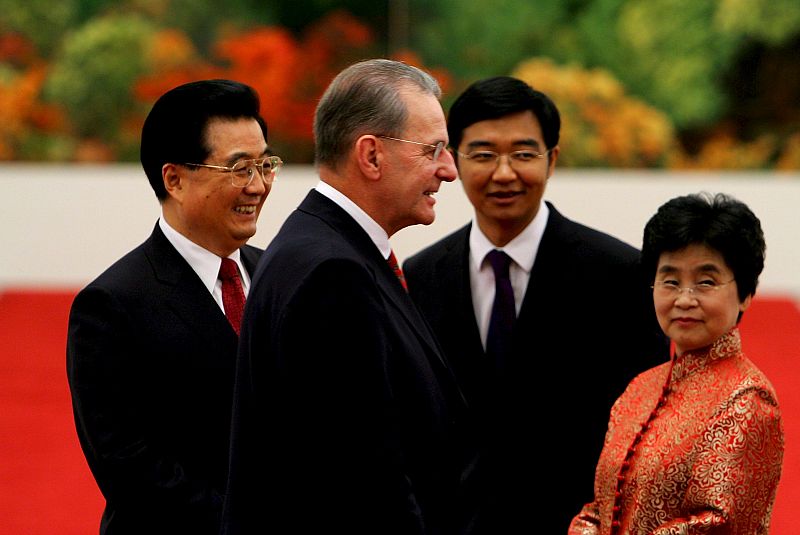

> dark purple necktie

[
  {"left": 486, "top": 249, "right": 515, "bottom": 362},
  {"left": 219, "top": 258, "right": 246, "bottom": 335}
]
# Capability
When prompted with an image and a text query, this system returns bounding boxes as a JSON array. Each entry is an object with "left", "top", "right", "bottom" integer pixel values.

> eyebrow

[
  {"left": 222, "top": 147, "right": 270, "bottom": 167},
  {"left": 657, "top": 263, "right": 723, "bottom": 275},
  {"left": 465, "top": 138, "right": 543, "bottom": 151}
]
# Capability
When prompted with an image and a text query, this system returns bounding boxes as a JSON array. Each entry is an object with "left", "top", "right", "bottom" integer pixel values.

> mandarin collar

[{"left": 670, "top": 328, "right": 742, "bottom": 383}]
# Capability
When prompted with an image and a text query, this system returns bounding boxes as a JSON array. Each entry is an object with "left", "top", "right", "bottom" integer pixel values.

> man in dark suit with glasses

[
  {"left": 67, "top": 79, "right": 279, "bottom": 535},
  {"left": 404, "top": 76, "right": 669, "bottom": 533},
  {"left": 221, "top": 59, "right": 478, "bottom": 535}
]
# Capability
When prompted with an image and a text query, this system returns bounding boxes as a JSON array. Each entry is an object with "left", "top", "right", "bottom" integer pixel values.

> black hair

[
  {"left": 447, "top": 76, "right": 560, "bottom": 152},
  {"left": 140, "top": 79, "right": 267, "bottom": 200},
  {"left": 642, "top": 192, "right": 766, "bottom": 303}
]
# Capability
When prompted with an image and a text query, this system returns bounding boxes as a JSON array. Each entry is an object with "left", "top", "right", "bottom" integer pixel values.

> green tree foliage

[
  {"left": 269, "top": 0, "right": 386, "bottom": 35},
  {"left": 142, "top": 0, "right": 278, "bottom": 53},
  {"left": 415, "top": 0, "right": 565, "bottom": 80},
  {"left": 0, "top": 0, "right": 78, "bottom": 55},
  {"left": 566, "top": 0, "right": 800, "bottom": 140},
  {"left": 528, "top": 0, "right": 742, "bottom": 129},
  {"left": 44, "top": 14, "right": 156, "bottom": 143},
  {"left": 416, "top": 0, "right": 799, "bottom": 164},
  {"left": 614, "top": 0, "right": 740, "bottom": 129},
  {"left": 716, "top": 0, "right": 800, "bottom": 45},
  {"left": 3, "top": 0, "right": 796, "bottom": 167},
  {"left": 514, "top": 57, "right": 676, "bottom": 167}
]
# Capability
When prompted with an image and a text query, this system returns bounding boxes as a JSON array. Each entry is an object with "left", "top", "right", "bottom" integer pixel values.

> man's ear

[
  {"left": 546, "top": 145, "right": 560, "bottom": 179},
  {"left": 162, "top": 163, "right": 184, "bottom": 201},
  {"left": 354, "top": 135, "right": 382, "bottom": 181}
]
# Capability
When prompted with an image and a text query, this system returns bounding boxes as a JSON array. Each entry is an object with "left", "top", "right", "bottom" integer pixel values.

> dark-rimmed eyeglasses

[
  {"left": 377, "top": 135, "right": 446, "bottom": 162},
  {"left": 182, "top": 156, "right": 283, "bottom": 188}
]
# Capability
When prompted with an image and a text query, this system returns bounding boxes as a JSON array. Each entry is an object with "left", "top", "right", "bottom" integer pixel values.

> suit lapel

[
  {"left": 299, "top": 190, "right": 452, "bottom": 369},
  {"left": 518, "top": 203, "right": 573, "bottom": 324},
  {"left": 146, "top": 224, "right": 238, "bottom": 345},
  {"left": 374, "top": 260, "right": 471, "bottom": 409},
  {"left": 438, "top": 225, "right": 483, "bottom": 353}
]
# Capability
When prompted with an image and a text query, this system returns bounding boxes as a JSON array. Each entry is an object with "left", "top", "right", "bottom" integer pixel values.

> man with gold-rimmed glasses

[
  {"left": 67, "top": 79, "right": 277, "bottom": 535},
  {"left": 221, "top": 59, "right": 478, "bottom": 535}
]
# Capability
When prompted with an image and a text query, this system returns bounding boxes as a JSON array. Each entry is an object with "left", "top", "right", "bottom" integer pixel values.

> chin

[
  {"left": 237, "top": 223, "right": 258, "bottom": 237},
  {"left": 230, "top": 232, "right": 255, "bottom": 248},
  {"left": 417, "top": 214, "right": 436, "bottom": 227}
]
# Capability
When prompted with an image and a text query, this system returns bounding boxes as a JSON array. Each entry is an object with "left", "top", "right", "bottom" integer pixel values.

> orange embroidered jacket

[{"left": 570, "top": 329, "right": 784, "bottom": 535}]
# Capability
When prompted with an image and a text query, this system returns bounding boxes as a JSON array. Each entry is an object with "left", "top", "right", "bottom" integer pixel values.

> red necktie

[
  {"left": 486, "top": 249, "right": 515, "bottom": 364},
  {"left": 219, "top": 258, "right": 246, "bottom": 335},
  {"left": 387, "top": 250, "right": 408, "bottom": 292}
]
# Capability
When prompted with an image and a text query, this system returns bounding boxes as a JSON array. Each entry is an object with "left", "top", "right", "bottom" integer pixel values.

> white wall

[{"left": 1, "top": 164, "right": 798, "bottom": 297}]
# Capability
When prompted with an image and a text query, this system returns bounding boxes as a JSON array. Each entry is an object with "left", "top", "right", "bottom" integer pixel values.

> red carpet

[
  {"left": 1, "top": 289, "right": 797, "bottom": 534},
  {"left": 0, "top": 290, "right": 103, "bottom": 535},
  {"left": 737, "top": 297, "right": 800, "bottom": 535}
]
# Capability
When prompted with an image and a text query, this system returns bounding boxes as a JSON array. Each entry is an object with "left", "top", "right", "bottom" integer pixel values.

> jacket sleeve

[
  {"left": 652, "top": 387, "right": 784, "bottom": 534},
  {"left": 66, "top": 285, "right": 220, "bottom": 515},
  {"left": 235, "top": 258, "right": 428, "bottom": 534},
  {"left": 568, "top": 502, "right": 601, "bottom": 534}
]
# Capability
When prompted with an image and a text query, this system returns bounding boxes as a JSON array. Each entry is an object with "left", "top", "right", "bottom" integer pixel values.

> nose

[
  {"left": 245, "top": 170, "right": 269, "bottom": 195},
  {"left": 437, "top": 149, "right": 458, "bottom": 183},
  {"left": 491, "top": 154, "right": 516, "bottom": 182},
  {"left": 673, "top": 289, "right": 699, "bottom": 307}
]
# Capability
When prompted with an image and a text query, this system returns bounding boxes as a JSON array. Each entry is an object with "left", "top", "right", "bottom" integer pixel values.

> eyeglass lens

[
  {"left": 433, "top": 142, "right": 445, "bottom": 161},
  {"left": 231, "top": 159, "right": 279, "bottom": 187}
]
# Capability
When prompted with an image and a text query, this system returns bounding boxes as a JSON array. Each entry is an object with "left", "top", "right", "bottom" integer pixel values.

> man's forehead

[
  {"left": 460, "top": 111, "right": 543, "bottom": 144},
  {"left": 400, "top": 92, "right": 447, "bottom": 136}
]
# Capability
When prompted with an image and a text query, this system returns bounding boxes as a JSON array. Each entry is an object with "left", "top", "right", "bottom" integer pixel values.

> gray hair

[{"left": 313, "top": 58, "right": 441, "bottom": 170}]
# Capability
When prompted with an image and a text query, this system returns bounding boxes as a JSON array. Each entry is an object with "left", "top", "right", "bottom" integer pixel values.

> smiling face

[
  {"left": 163, "top": 117, "right": 270, "bottom": 257},
  {"left": 378, "top": 86, "right": 457, "bottom": 236},
  {"left": 456, "top": 110, "right": 558, "bottom": 246},
  {"left": 654, "top": 243, "right": 752, "bottom": 356}
]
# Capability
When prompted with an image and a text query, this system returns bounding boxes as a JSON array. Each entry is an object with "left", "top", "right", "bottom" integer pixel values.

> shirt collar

[
  {"left": 469, "top": 199, "right": 549, "bottom": 271},
  {"left": 158, "top": 214, "right": 246, "bottom": 293},
  {"left": 315, "top": 180, "right": 391, "bottom": 259}
]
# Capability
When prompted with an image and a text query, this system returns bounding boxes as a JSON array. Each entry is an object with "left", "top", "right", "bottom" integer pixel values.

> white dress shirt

[
  {"left": 158, "top": 215, "right": 251, "bottom": 314},
  {"left": 469, "top": 200, "right": 549, "bottom": 349},
  {"left": 315, "top": 181, "right": 392, "bottom": 260}
]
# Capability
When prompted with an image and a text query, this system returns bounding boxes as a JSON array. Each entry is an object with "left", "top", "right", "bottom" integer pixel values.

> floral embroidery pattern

[{"left": 570, "top": 329, "right": 784, "bottom": 535}]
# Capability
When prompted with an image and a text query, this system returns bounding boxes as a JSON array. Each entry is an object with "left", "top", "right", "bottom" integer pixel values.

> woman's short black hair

[{"left": 642, "top": 192, "right": 766, "bottom": 302}]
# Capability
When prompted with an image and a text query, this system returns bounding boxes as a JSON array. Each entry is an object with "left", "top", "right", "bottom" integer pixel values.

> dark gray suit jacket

[
  {"left": 67, "top": 223, "right": 261, "bottom": 535},
  {"left": 403, "top": 203, "right": 668, "bottom": 533},
  {"left": 221, "top": 190, "right": 477, "bottom": 535}
]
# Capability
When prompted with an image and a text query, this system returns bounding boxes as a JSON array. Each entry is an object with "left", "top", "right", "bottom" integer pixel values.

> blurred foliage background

[{"left": 0, "top": 0, "right": 798, "bottom": 168}]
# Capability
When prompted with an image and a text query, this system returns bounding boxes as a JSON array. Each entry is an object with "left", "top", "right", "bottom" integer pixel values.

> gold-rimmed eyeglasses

[
  {"left": 457, "top": 149, "right": 552, "bottom": 169},
  {"left": 651, "top": 279, "right": 735, "bottom": 299},
  {"left": 183, "top": 156, "right": 283, "bottom": 188},
  {"left": 377, "top": 135, "right": 447, "bottom": 162}
]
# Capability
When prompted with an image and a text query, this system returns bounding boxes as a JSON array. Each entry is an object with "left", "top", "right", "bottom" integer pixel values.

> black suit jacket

[
  {"left": 66, "top": 223, "right": 261, "bottom": 535},
  {"left": 403, "top": 202, "right": 668, "bottom": 533},
  {"left": 221, "top": 190, "right": 477, "bottom": 535}
]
